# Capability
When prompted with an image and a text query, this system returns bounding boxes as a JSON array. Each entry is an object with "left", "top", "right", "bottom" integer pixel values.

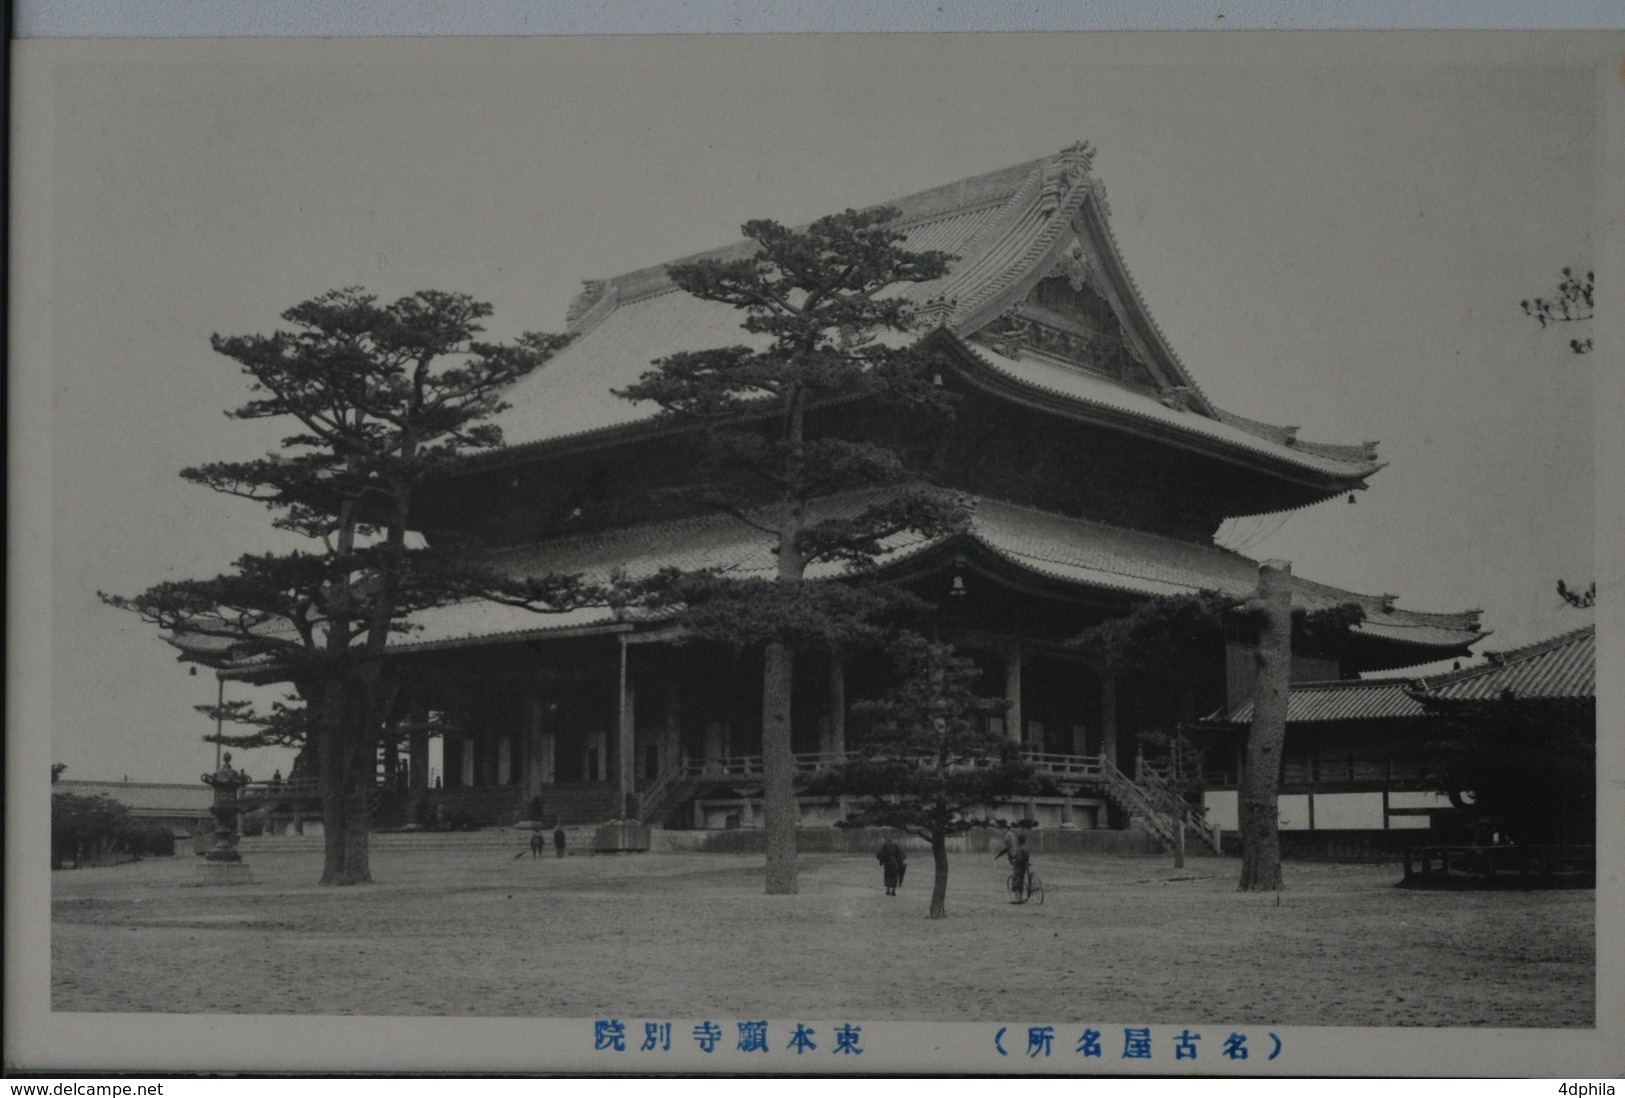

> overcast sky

[{"left": 15, "top": 32, "right": 1606, "bottom": 783}]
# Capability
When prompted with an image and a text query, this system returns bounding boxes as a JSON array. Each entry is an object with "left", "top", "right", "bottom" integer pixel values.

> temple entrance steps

[
  {"left": 1090, "top": 757, "right": 1222, "bottom": 855},
  {"left": 530, "top": 783, "right": 621, "bottom": 826}
]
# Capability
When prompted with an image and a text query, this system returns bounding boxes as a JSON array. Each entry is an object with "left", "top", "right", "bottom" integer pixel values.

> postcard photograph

[{"left": 8, "top": 29, "right": 1621, "bottom": 1077}]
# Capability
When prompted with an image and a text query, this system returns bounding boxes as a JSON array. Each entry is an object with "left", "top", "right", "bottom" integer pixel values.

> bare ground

[{"left": 50, "top": 844, "right": 1594, "bottom": 1026}]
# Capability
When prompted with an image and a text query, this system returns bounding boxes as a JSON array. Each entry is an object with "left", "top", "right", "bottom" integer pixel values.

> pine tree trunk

[
  {"left": 319, "top": 685, "right": 372, "bottom": 886},
  {"left": 1238, "top": 560, "right": 1291, "bottom": 892},
  {"left": 929, "top": 832, "right": 949, "bottom": 919},
  {"left": 1174, "top": 679, "right": 1194, "bottom": 869},
  {"left": 762, "top": 640, "right": 798, "bottom": 894}
]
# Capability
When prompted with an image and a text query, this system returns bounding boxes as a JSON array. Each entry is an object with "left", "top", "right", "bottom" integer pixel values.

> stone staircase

[{"left": 1091, "top": 757, "right": 1221, "bottom": 855}]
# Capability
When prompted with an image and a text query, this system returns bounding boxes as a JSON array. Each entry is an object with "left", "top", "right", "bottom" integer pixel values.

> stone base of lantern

[{"left": 195, "top": 861, "right": 255, "bottom": 886}]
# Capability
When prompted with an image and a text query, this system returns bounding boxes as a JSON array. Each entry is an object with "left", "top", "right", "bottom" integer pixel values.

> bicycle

[{"left": 1006, "top": 868, "right": 1044, "bottom": 905}]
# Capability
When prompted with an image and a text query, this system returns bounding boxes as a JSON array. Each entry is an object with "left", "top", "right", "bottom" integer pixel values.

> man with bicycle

[{"left": 994, "top": 832, "right": 1033, "bottom": 902}]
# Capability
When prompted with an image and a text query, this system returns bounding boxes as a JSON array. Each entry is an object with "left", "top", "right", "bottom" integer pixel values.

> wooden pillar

[
  {"left": 664, "top": 664, "right": 682, "bottom": 775},
  {"left": 523, "top": 695, "right": 546, "bottom": 798},
  {"left": 614, "top": 635, "right": 636, "bottom": 817},
  {"left": 1100, "top": 674, "right": 1118, "bottom": 766},
  {"left": 408, "top": 718, "right": 429, "bottom": 793},
  {"left": 481, "top": 725, "right": 499, "bottom": 786},
  {"left": 828, "top": 649, "right": 846, "bottom": 757},
  {"left": 1004, "top": 642, "right": 1024, "bottom": 745}
]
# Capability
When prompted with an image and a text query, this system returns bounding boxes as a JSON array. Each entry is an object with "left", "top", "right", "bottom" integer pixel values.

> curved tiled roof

[
  {"left": 488, "top": 145, "right": 1381, "bottom": 488},
  {"left": 468, "top": 489, "right": 1482, "bottom": 653},
  {"left": 1410, "top": 624, "right": 1594, "bottom": 702},
  {"left": 956, "top": 341, "right": 1383, "bottom": 480},
  {"left": 182, "top": 488, "right": 1484, "bottom": 671}
]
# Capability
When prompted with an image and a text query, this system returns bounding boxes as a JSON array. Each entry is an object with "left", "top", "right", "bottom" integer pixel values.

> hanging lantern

[
  {"left": 1347, "top": 493, "right": 1357, "bottom": 504},
  {"left": 950, "top": 572, "right": 968, "bottom": 599}
]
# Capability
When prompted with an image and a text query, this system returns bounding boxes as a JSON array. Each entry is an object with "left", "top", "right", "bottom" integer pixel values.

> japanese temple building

[
  {"left": 1196, "top": 623, "right": 1594, "bottom": 853},
  {"left": 229, "top": 144, "right": 1489, "bottom": 839}
]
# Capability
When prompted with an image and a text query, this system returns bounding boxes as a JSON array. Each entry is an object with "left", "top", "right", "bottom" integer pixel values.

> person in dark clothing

[
  {"left": 877, "top": 839, "right": 907, "bottom": 896},
  {"left": 995, "top": 833, "right": 1032, "bottom": 902},
  {"left": 553, "top": 823, "right": 567, "bottom": 859}
]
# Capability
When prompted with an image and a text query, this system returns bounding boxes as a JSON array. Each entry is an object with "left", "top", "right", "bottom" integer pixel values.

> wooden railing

[
  {"left": 1017, "top": 750, "right": 1106, "bottom": 777},
  {"left": 241, "top": 777, "right": 321, "bottom": 801},
  {"left": 675, "top": 748, "right": 1118, "bottom": 782},
  {"left": 675, "top": 750, "right": 870, "bottom": 781}
]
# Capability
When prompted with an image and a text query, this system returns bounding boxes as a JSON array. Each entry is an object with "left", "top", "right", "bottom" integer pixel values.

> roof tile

[{"left": 1414, "top": 624, "right": 1594, "bottom": 702}]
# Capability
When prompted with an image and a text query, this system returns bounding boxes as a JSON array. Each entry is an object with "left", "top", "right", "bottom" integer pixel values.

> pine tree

[
  {"left": 103, "top": 288, "right": 602, "bottom": 885},
  {"left": 616, "top": 207, "right": 967, "bottom": 894},
  {"left": 835, "top": 633, "right": 1029, "bottom": 918}
]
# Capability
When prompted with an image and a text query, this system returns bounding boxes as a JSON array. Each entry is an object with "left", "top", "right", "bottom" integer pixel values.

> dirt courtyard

[{"left": 50, "top": 843, "right": 1594, "bottom": 1026}]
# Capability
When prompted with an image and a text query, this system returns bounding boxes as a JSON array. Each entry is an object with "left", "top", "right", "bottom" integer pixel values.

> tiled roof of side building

[
  {"left": 1208, "top": 623, "right": 1594, "bottom": 726},
  {"left": 54, "top": 780, "right": 214, "bottom": 816},
  {"left": 489, "top": 145, "right": 1379, "bottom": 483},
  {"left": 1411, "top": 624, "right": 1594, "bottom": 702},
  {"left": 1208, "top": 678, "right": 1429, "bottom": 726}
]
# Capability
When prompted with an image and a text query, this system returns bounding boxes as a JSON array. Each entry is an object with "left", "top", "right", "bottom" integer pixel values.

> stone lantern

[{"left": 198, "top": 751, "right": 254, "bottom": 884}]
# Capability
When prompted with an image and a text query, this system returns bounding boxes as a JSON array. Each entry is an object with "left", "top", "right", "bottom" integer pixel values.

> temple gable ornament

[{"left": 972, "top": 246, "right": 1157, "bottom": 390}]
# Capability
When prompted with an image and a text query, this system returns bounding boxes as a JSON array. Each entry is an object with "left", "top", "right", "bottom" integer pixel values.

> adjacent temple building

[{"left": 239, "top": 145, "right": 1489, "bottom": 844}]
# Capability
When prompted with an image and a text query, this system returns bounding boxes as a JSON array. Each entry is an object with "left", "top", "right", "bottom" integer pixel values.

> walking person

[
  {"left": 553, "top": 822, "right": 567, "bottom": 859},
  {"left": 877, "top": 838, "right": 907, "bottom": 896}
]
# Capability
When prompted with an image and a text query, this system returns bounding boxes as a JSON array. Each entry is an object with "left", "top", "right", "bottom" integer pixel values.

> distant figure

[
  {"left": 877, "top": 838, "right": 906, "bottom": 896},
  {"left": 270, "top": 769, "right": 283, "bottom": 790},
  {"left": 529, "top": 795, "right": 545, "bottom": 823},
  {"left": 553, "top": 824, "right": 567, "bottom": 859},
  {"left": 529, "top": 831, "right": 547, "bottom": 858}
]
